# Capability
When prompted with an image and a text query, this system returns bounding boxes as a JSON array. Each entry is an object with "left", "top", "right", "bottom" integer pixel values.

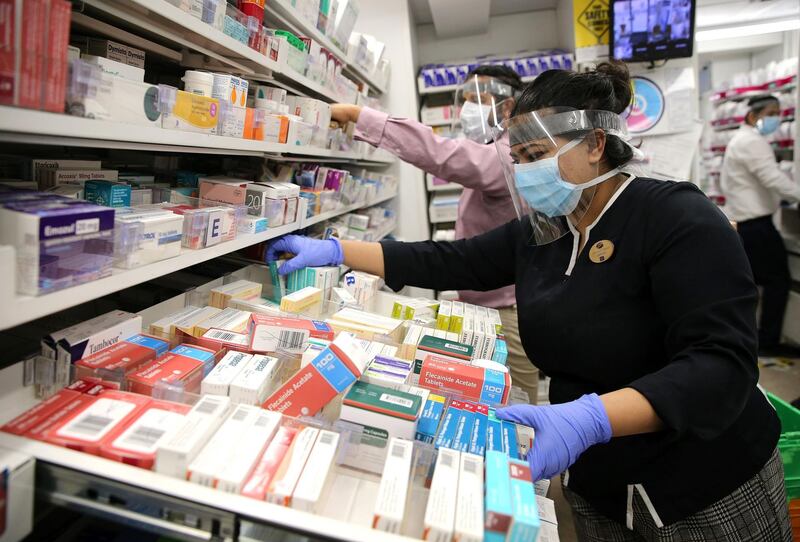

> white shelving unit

[
  {"left": 264, "top": 0, "right": 386, "bottom": 94},
  {"left": 425, "top": 173, "right": 462, "bottom": 193},
  {"left": 417, "top": 74, "right": 535, "bottom": 95},
  {"left": 0, "top": 2, "right": 408, "bottom": 537}
]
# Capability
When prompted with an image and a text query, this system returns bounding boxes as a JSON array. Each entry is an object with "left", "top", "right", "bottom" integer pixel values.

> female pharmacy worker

[
  {"left": 331, "top": 66, "right": 544, "bottom": 405},
  {"left": 268, "top": 62, "right": 791, "bottom": 540}
]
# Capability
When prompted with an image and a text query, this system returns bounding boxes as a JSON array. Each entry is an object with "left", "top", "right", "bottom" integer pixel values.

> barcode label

[
  {"left": 440, "top": 451, "right": 454, "bottom": 468},
  {"left": 277, "top": 330, "right": 306, "bottom": 350},
  {"left": 254, "top": 414, "right": 272, "bottom": 427},
  {"left": 113, "top": 409, "right": 186, "bottom": 454},
  {"left": 380, "top": 393, "right": 413, "bottom": 409},
  {"left": 464, "top": 457, "right": 478, "bottom": 474},
  {"left": 57, "top": 398, "right": 135, "bottom": 442},
  {"left": 391, "top": 443, "right": 407, "bottom": 458},
  {"left": 208, "top": 330, "right": 236, "bottom": 341},
  {"left": 232, "top": 408, "right": 249, "bottom": 422},
  {"left": 71, "top": 414, "right": 114, "bottom": 436},
  {"left": 320, "top": 432, "right": 335, "bottom": 445},
  {"left": 121, "top": 426, "right": 166, "bottom": 449},
  {"left": 195, "top": 398, "right": 221, "bottom": 415}
]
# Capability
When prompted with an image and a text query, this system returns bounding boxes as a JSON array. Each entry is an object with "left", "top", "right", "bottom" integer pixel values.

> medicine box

[
  {"left": 242, "top": 425, "right": 297, "bottom": 500},
  {"left": 2, "top": 389, "right": 82, "bottom": 436},
  {"left": 502, "top": 420, "right": 520, "bottom": 460},
  {"left": 262, "top": 332, "right": 370, "bottom": 418},
  {"left": 84, "top": 180, "right": 131, "bottom": 207},
  {"left": 209, "top": 279, "right": 262, "bottom": 309},
  {"left": 416, "top": 393, "right": 445, "bottom": 444},
  {"left": 250, "top": 314, "right": 333, "bottom": 354},
  {"left": 113, "top": 210, "right": 183, "bottom": 268},
  {"left": 413, "top": 335, "right": 473, "bottom": 385},
  {"left": 192, "top": 328, "right": 251, "bottom": 353},
  {"left": 19, "top": 392, "right": 97, "bottom": 442},
  {"left": 173, "top": 306, "right": 222, "bottom": 337},
  {"left": 361, "top": 355, "right": 413, "bottom": 389},
  {"left": 508, "top": 459, "right": 541, "bottom": 542},
  {"left": 0, "top": 200, "right": 116, "bottom": 296},
  {"left": 159, "top": 85, "right": 220, "bottom": 134},
  {"left": 266, "top": 426, "right": 319, "bottom": 506},
  {"left": 455, "top": 452, "right": 484, "bottom": 542},
  {"left": 148, "top": 305, "right": 202, "bottom": 342},
  {"left": 155, "top": 394, "right": 231, "bottom": 478},
  {"left": 340, "top": 381, "right": 422, "bottom": 441},
  {"left": 373, "top": 437, "right": 414, "bottom": 533},
  {"left": 43, "top": 391, "right": 150, "bottom": 455},
  {"left": 215, "top": 409, "right": 282, "bottom": 493},
  {"left": 194, "top": 307, "right": 251, "bottom": 336},
  {"left": 0, "top": 447, "right": 35, "bottom": 542},
  {"left": 469, "top": 402, "right": 489, "bottom": 456},
  {"left": 453, "top": 401, "right": 477, "bottom": 453},
  {"left": 419, "top": 355, "right": 510, "bottom": 405},
  {"left": 484, "top": 450, "right": 513, "bottom": 542},
  {"left": 486, "top": 410, "right": 504, "bottom": 453},
  {"left": 291, "top": 429, "right": 340, "bottom": 511},
  {"left": 80, "top": 38, "right": 145, "bottom": 68},
  {"left": 229, "top": 355, "right": 280, "bottom": 405},
  {"left": 201, "top": 350, "right": 252, "bottom": 396},
  {"left": 99, "top": 399, "right": 191, "bottom": 469},
  {"left": 199, "top": 177, "right": 249, "bottom": 206},
  {"left": 188, "top": 404, "right": 261, "bottom": 487},
  {"left": 280, "top": 286, "right": 322, "bottom": 313},
  {"left": 74, "top": 334, "right": 168, "bottom": 383},
  {"left": 81, "top": 54, "right": 144, "bottom": 82},
  {"left": 126, "top": 349, "right": 207, "bottom": 396},
  {"left": 67, "top": 61, "right": 160, "bottom": 127},
  {"left": 449, "top": 302, "right": 464, "bottom": 334},
  {"left": 423, "top": 447, "right": 459, "bottom": 542}
]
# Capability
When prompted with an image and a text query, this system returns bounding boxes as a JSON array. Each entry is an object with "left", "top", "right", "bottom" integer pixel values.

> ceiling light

[{"left": 696, "top": 18, "right": 800, "bottom": 41}]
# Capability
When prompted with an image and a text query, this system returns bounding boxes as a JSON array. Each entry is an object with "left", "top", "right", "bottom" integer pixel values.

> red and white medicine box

[
  {"left": 250, "top": 314, "right": 334, "bottom": 354},
  {"left": 1, "top": 388, "right": 81, "bottom": 436},
  {"left": 99, "top": 399, "right": 191, "bottom": 469},
  {"left": 125, "top": 352, "right": 206, "bottom": 397},
  {"left": 41, "top": 390, "right": 150, "bottom": 454},
  {"left": 74, "top": 334, "right": 169, "bottom": 382}
]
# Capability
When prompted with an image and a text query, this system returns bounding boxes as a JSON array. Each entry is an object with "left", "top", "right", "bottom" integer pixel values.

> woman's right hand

[
  {"left": 331, "top": 104, "right": 362, "bottom": 125},
  {"left": 265, "top": 235, "right": 344, "bottom": 275}
]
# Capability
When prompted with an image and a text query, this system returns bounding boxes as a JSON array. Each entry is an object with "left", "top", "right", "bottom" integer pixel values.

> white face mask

[{"left": 459, "top": 101, "right": 493, "bottom": 143}]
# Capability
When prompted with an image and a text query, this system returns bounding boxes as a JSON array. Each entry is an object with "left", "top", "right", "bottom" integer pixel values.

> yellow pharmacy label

[{"left": 574, "top": 0, "right": 610, "bottom": 47}]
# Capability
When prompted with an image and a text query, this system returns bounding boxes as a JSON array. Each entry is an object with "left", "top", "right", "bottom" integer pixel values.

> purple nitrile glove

[
  {"left": 265, "top": 235, "right": 344, "bottom": 276},
  {"left": 495, "top": 393, "right": 612, "bottom": 481}
]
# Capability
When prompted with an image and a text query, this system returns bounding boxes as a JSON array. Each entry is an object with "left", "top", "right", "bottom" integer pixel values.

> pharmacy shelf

[
  {"left": 0, "top": 107, "right": 394, "bottom": 164},
  {"left": 82, "top": 0, "right": 344, "bottom": 103},
  {"left": 0, "top": 220, "right": 300, "bottom": 331},
  {"left": 265, "top": 0, "right": 386, "bottom": 95},
  {"left": 0, "top": 432, "right": 416, "bottom": 542},
  {"left": 373, "top": 221, "right": 397, "bottom": 241},
  {"left": 300, "top": 191, "right": 398, "bottom": 229},
  {"left": 418, "top": 74, "right": 535, "bottom": 95},
  {"left": 0, "top": 189, "right": 397, "bottom": 330}
]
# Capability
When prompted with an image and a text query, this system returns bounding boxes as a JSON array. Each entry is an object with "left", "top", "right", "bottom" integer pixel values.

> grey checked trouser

[{"left": 562, "top": 447, "right": 792, "bottom": 541}]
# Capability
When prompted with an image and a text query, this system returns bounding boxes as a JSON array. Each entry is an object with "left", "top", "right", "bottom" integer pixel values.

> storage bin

[{"left": 768, "top": 392, "right": 800, "bottom": 500}]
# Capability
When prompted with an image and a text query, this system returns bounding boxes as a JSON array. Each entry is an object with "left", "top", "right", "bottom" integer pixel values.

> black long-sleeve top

[{"left": 381, "top": 177, "right": 780, "bottom": 527}]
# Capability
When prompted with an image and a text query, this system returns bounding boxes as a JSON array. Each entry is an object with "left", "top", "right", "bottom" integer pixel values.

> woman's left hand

[{"left": 495, "top": 393, "right": 612, "bottom": 481}]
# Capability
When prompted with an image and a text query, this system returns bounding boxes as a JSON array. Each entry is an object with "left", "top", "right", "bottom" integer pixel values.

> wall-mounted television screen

[{"left": 611, "top": 0, "right": 695, "bottom": 62}]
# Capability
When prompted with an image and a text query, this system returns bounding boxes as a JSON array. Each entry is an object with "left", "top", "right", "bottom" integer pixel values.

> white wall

[
  {"left": 415, "top": 10, "right": 559, "bottom": 66},
  {"left": 555, "top": 0, "right": 576, "bottom": 52},
  {"left": 353, "top": 0, "right": 429, "bottom": 243}
]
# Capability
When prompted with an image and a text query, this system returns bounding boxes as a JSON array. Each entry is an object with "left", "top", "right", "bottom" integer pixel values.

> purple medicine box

[{"left": 0, "top": 197, "right": 115, "bottom": 295}]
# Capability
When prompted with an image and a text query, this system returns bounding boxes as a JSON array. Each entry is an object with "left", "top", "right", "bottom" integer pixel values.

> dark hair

[
  {"left": 512, "top": 61, "right": 634, "bottom": 167},
  {"left": 747, "top": 94, "right": 779, "bottom": 115},
  {"left": 466, "top": 65, "right": 523, "bottom": 91}
]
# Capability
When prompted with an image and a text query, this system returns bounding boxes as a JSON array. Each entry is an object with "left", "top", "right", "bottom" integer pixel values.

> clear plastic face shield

[
  {"left": 454, "top": 75, "right": 515, "bottom": 144},
  {"left": 493, "top": 108, "right": 637, "bottom": 245}
]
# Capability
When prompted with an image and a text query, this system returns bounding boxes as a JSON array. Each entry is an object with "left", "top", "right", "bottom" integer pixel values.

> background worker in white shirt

[{"left": 721, "top": 95, "right": 800, "bottom": 358}]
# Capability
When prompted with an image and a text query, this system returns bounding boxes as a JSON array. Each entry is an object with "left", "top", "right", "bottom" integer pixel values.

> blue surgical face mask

[
  {"left": 460, "top": 101, "right": 493, "bottom": 143},
  {"left": 513, "top": 138, "right": 620, "bottom": 218},
  {"left": 757, "top": 115, "right": 780, "bottom": 136}
]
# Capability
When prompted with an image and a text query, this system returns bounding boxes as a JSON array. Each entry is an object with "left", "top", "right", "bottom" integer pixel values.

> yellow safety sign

[{"left": 574, "top": 0, "right": 610, "bottom": 47}]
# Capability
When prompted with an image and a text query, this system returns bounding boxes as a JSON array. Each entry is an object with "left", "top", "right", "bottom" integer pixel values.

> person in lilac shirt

[{"left": 330, "top": 65, "right": 541, "bottom": 403}]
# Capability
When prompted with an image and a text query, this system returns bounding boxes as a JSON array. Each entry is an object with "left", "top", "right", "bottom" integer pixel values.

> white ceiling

[{"left": 409, "top": 0, "right": 558, "bottom": 26}]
